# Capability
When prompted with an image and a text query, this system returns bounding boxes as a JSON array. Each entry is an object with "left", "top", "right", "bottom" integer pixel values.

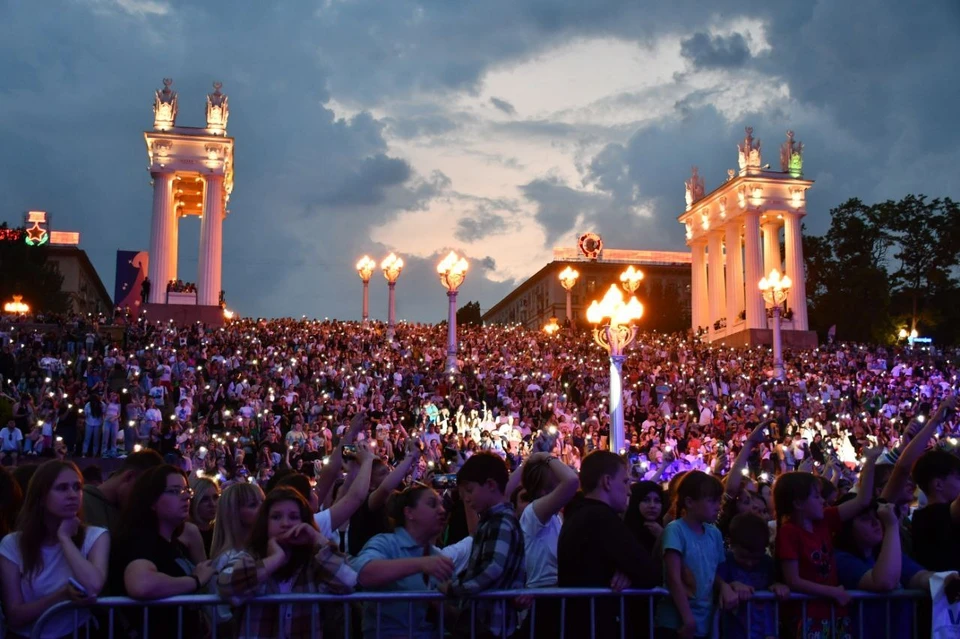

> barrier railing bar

[{"left": 29, "top": 588, "right": 933, "bottom": 639}]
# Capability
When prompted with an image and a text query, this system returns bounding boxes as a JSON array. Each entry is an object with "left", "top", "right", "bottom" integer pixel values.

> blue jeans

[
  {"left": 101, "top": 419, "right": 118, "bottom": 456},
  {"left": 83, "top": 419, "right": 102, "bottom": 455}
]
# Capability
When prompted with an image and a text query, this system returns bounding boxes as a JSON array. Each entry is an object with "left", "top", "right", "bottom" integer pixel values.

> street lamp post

[
  {"left": 619, "top": 265, "right": 644, "bottom": 295},
  {"left": 437, "top": 251, "right": 468, "bottom": 373},
  {"left": 356, "top": 256, "right": 376, "bottom": 322},
  {"left": 381, "top": 253, "right": 404, "bottom": 341},
  {"left": 587, "top": 284, "right": 644, "bottom": 453},
  {"left": 759, "top": 268, "right": 792, "bottom": 381},
  {"left": 558, "top": 266, "right": 579, "bottom": 326}
]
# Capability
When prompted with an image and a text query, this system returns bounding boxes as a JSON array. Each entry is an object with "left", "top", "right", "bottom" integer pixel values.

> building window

[{"left": 586, "top": 277, "right": 597, "bottom": 294}]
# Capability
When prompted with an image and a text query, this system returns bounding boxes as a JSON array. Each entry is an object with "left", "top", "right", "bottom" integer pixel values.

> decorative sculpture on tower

[
  {"left": 153, "top": 78, "right": 178, "bottom": 131},
  {"left": 206, "top": 82, "right": 229, "bottom": 135},
  {"left": 684, "top": 166, "right": 705, "bottom": 210},
  {"left": 737, "top": 126, "right": 762, "bottom": 173},
  {"left": 780, "top": 130, "right": 804, "bottom": 178}
]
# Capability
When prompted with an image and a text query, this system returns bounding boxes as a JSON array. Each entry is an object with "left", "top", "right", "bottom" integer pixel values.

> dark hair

[
  {"left": 772, "top": 471, "right": 820, "bottom": 524},
  {"left": 818, "top": 476, "right": 837, "bottom": 505},
  {"left": 624, "top": 481, "right": 664, "bottom": 543},
  {"left": 728, "top": 512, "right": 770, "bottom": 554},
  {"left": 911, "top": 450, "right": 960, "bottom": 494},
  {"left": 0, "top": 466, "right": 22, "bottom": 539},
  {"left": 386, "top": 485, "right": 432, "bottom": 530},
  {"left": 670, "top": 471, "right": 723, "bottom": 519},
  {"left": 579, "top": 450, "right": 626, "bottom": 493},
  {"left": 117, "top": 464, "right": 189, "bottom": 541},
  {"left": 456, "top": 452, "right": 508, "bottom": 494},
  {"left": 833, "top": 492, "right": 874, "bottom": 554},
  {"left": 275, "top": 472, "right": 312, "bottom": 503},
  {"left": 118, "top": 449, "right": 163, "bottom": 474},
  {"left": 521, "top": 456, "right": 555, "bottom": 500},
  {"left": 82, "top": 465, "right": 104, "bottom": 484},
  {"left": 248, "top": 487, "right": 317, "bottom": 581},
  {"left": 12, "top": 465, "right": 38, "bottom": 495},
  {"left": 17, "top": 461, "right": 87, "bottom": 577}
]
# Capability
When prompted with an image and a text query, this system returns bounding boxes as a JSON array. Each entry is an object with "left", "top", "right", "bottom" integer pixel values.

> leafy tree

[
  {"left": 0, "top": 223, "right": 69, "bottom": 314},
  {"left": 456, "top": 300, "right": 482, "bottom": 326},
  {"left": 880, "top": 195, "right": 960, "bottom": 332}
]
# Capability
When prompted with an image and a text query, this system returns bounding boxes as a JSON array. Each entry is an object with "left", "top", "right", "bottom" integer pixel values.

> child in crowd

[
  {"left": 717, "top": 513, "right": 790, "bottom": 639},
  {"left": 773, "top": 448, "right": 880, "bottom": 639},
  {"left": 445, "top": 452, "right": 526, "bottom": 639},
  {"left": 656, "top": 470, "right": 738, "bottom": 639}
]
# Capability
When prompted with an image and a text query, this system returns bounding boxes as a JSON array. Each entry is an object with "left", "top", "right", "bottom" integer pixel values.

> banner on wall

[{"left": 115, "top": 250, "right": 149, "bottom": 308}]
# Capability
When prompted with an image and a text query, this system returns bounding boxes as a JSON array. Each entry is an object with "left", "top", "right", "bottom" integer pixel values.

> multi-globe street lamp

[
  {"left": 558, "top": 266, "right": 579, "bottom": 326},
  {"left": 3, "top": 295, "right": 29, "bottom": 315},
  {"left": 437, "top": 251, "right": 468, "bottom": 373},
  {"left": 356, "top": 256, "right": 376, "bottom": 322},
  {"left": 381, "top": 253, "right": 404, "bottom": 341},
  {"left": 587, "top": 284, "right": 644, "bottom": 453},
  {"left": 759, "top": 268, "right": 792, "bottom": 381},
  {"left": 543, "top": 317, "right": 560, "bottom": 335},
  {"left": 619, "top": 265, "right": 644, "bottom": 294}
]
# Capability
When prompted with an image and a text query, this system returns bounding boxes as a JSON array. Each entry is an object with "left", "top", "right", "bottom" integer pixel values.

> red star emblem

[{"left": 26, "top": 222, "right": 46, "bottom": 243}]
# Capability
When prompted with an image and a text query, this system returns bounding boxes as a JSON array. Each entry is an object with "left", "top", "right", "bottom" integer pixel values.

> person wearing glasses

[{"left": 109, "top": 465, "right": 216, "bottom": 638}]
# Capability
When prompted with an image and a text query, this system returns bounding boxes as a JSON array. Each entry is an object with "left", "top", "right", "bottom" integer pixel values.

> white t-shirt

[
  {"left": 1, "top": 427, "right": 23, "bottom": 451},
  {"left": 313, "top": 509, "right": 343, "bottom": 550},
  {"left": 519, "top": 502, "right": 562, "bottom": 588},
  {"left": 0, "top": 527, "right": 108, "bottom": 638}
]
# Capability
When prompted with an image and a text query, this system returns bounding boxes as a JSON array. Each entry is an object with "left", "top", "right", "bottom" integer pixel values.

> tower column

[
  {"left": 762, "top": 219, "right": 781, "bottom": 277},
  {"left": 743, "top": 211, "right": 766, "bottom": 329},
  {"left": 690, "top": 241, "right": 708, "bottom": 333},
  {"left": 147, "top": 171, "right": 175, "bottom": 304},
  {"left": 784, "top": 211, "right": 809, "bottom": 330},
  {"left": 198, "top": 174, "right": 225, "bottom": 306},
  {"left": 725, "top": 221, "right": 744, "bottom": 324},
  {"left": 707, "top": 230, "right": 726, "bottom": 331}
]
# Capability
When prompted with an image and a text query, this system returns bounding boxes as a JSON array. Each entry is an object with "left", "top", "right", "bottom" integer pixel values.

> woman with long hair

[
  {"left": 109, "top": 464, "right": 216, "bottom": 639},
  {"left": 352, "top": 484, "right": 456, "bottom": 637},
  {"left": 0, "top": 460, "right": 109, "bottom": 639},
  {"left": 207, "top": 481, "right": 264, "bottom": 632},
  {"left": 190, "top": 476, "right": 221, "bottom": 558},
  {"left": 218, "top": 487, "right": 356, "bottom": 638},
  {"left": 624, "top": 480, "right": 665, "bottom": 555}
]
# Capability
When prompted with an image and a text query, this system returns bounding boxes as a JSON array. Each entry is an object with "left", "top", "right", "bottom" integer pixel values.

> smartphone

[
  {"left": 432, "top": 473, "right": 458, "bottom": 489},
  {"left": 68, "top": 577, "right": 88, "bottom": 597},
  {"left": 341, "top": 444, "right": 358, "bottom": 460}
]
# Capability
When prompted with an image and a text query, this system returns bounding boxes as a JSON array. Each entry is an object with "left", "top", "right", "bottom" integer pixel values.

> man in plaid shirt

[{"left": 445, "top": 452, "right": 526, "bottom": 639}]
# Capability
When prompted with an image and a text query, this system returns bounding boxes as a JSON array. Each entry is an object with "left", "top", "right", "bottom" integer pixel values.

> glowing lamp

[
  {"left": 3, "top": 296, "right": 29, "bottom": 315},
  {"left": 558, "top": 266, "right": 580, "bottom": 291},
  {"left": 356, "top": 256, "right": 376, "bottom": 283},
  {"left": 758, "top": 269, "right": 792, "bottom": 306},
  {"left": 381, "top": 253, "right": 404, "bottom": 284},
  {"left": 619, "top": 265, "right": 645, "bottom": 294},
  {"left": 437, "top": 251, "right": 468, "bottom": 291}
]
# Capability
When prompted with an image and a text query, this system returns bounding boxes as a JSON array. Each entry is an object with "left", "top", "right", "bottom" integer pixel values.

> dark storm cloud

[
  {"left": 1, "top": 0, "right": 958, "bottom": 321},
  {"left": 679, "top": 32, "right": 751, "bottom": 69},
  {"left": 455, "top": 208, "right": 509, "bottom": 242},
  {"left": 490, "top": 97, "right": 517, "bottom": 116},
  {"left": 315, "top": 154, "right": 412, "bottom": 207}
]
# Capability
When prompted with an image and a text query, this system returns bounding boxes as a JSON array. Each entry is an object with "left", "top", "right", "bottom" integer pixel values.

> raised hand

[{"left": 876, "top": 502, "right": 898, "bottom": 528}]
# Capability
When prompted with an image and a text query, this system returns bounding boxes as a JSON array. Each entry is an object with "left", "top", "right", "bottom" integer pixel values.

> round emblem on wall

[{"left": 578, "top": 233, "right": 603, "bottom": 260}]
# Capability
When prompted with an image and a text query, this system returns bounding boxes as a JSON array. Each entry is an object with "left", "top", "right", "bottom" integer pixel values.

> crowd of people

[
  {"left": 167, "top": 280, "right": 198, "bottom": 294},
  {"left": 0, "top": 314, "right": 958, "bottom": 638}
]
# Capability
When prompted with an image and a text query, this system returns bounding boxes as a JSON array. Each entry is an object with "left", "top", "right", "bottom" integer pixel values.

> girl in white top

[
  {"left": 0, "top": 460, "right": 109, "bottom": 639},
  {"left": 507, "top": 451, "right": 580, "bottom": 588}
]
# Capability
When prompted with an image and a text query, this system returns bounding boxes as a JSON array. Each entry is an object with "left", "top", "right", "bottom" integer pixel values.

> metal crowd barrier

[{"left": 29, "top": 587, "right": 930, "bottom": 639}]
